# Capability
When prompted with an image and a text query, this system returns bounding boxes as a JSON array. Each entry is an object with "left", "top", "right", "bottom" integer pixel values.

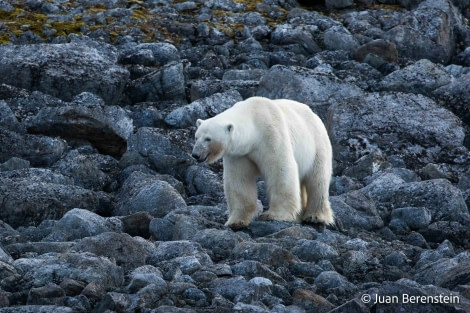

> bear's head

[{"left": 192, "top": 118, "right": 233, "bottom": 164}]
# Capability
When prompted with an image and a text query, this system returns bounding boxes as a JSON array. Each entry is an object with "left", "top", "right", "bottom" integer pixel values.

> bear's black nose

[{"left": 191, "top": 153, "right": 200, "bottom": 160}]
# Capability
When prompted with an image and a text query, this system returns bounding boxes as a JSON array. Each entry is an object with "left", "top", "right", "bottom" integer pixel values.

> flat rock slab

[{"left": 0, "top": 43, "right": 129, "bottom": 105}]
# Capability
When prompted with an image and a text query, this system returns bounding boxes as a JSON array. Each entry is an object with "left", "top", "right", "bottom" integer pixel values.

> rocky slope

[{"left": 1, "top": 0, "right": 470, "bottom": 312}]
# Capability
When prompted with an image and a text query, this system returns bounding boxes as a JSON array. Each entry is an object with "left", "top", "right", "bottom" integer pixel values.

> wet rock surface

[{"left": 1, "top": 0, "right": 470, "bottom": 312}]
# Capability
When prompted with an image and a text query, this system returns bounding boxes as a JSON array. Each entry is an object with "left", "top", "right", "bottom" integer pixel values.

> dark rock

[
  {"left": 13, "top": 252, "right": 124, "bottom": 290},
  {"left": 93, "top": 292, "right": 131, "bottom": 313},
  {"left": 434, "top": 71, "right": 470, "bottom": 125},
  {"left": 118, "top": 42, "right": 180, "bottom": 66},
  {"left": 231, "top": 261, "right": 286, "bottom": 284},
  {"left": 330, "top": 195, "right": 384, "bottom": 231},
  {"left": 149, "top": 240, "right": 212, "bottom": 266},
  {"left": 190, "top": 79, "right": 259, "bottom": 101},
  {"left": 113, "top": 171, "right": 186, "bottom": 218},
  {"left": 0, "top": 100, "right": 20, "bottom": 132},
  {"left": 328, "top": 299, "right": 369, "bottom": 313},
  {"left": 0, "top": 176, "right": 98, "bottom": 228},
  {"left": 26, "top": 92, "right": 133, "bottom": 158},
  {"left": 256, "top": 65, "right": 363, "bottom": 119},
  {"left": 0, "top": 43, "right": 129, "bottom": 105},
  {"left": 119, "top": 212, "right": 153, "bottom": 238},
  {"left": 127, "top": 265, "right": 164, "bottom": 293},
  {"left": 165, "top": 90, "right": 242, "bottom": 128},
  {"left": 27, "top": 283, "right": 65, "bottom": 305},
  {"left": 363, "top": 176, "right": 468, "bottom": 223},
  {"left": 291, "top": 240, "right": 339, "bottom": 263},
  {"left": 59, "top": 279, "right": 86, "bottom": 297},
  {"left": 149, "top": 217, "right": 175, "bottom": 242},
  {"left": 328, "top": 92, "right": 464, "bottom": 172},
  {"left": 6, "top": 242, "right": 75, "bottom": 260},
  {"left": 0, "top": 157, "right": 30, "bottom": 172},
  {"left": 123, "top": 61, "right": 185, "bottom": 104},
  {"left": 389, "top": 207, "right": 432, "bottom": 232},
  {"left": 0, "top": 306, "right": 73, "bottom": 313},
  {"left": 71, "top": 232, "right": 154, "bottom": 272},
  {"left": 353, "top": 39, "right": 398, "bottom": 68},
  {"left": 271, "top": 24, "right": 321, "bottom": 55},
  {"left": 414, "top": 251, "right": 470, "bottom": 289},
  {"left": 291, "top": 289, "right": 335, "bottom": 313},
  {"left": 324, "top": 25, "right": 360, "bottom": 53},
  {"left": 184, "top": 165, "right": 224, "bottom": 198},
  {"left": 43, "top": 208, "right": 116, "bottom": 242},
  {"left": 231, "top": 242, "right": 298, "bottom": 268},
  {"left": 379, "top": 59, "right": 452, "bottom": 96},
  {"left": 314, "top": 271, "right": 358, "bottom": 297},
  {"left": 120, "top": 127, "right": 194, "bottom": 177},
  {"left": 0, "top": 128, "right": 66, "bottom": 167}
]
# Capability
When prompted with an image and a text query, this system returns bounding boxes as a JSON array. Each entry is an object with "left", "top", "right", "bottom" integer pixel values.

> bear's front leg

[
  {"left": 258, "top": 153, "right": 302, "bottom": 222},
  {"left": 223, "top": 156, "right": 259, "bottom": 230}
]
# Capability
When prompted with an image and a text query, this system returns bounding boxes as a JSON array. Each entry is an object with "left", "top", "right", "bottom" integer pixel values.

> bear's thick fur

[{"left": 192, "top": 97, "right": 333, "bottom": 229}]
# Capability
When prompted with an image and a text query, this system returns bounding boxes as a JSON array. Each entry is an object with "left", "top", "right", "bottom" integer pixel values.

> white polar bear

[{"left": 191, "top": 96, "right": 333, "bottom": 229}]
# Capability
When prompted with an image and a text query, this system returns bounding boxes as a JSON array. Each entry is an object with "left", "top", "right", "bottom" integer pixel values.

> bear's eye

[{"left": 205, "top": 137, "right": 211, "bottom": 142}]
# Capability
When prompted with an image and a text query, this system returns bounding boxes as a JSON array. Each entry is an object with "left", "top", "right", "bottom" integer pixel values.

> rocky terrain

[{"left": 1, "top": 0, "right": 470, "bottom": 312}]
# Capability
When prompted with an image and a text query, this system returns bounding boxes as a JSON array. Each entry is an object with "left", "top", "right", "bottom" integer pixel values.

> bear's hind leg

[
  {"left": 224, "top": 156, "right": 259, "bottom": 229},
  {"left": 301, "top": 168, "right": 334, "bottom": 226}
]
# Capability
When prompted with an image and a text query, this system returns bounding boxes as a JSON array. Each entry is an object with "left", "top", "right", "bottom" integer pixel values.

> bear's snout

[{"left": 191, "top": 151, "right": 207, "bottom": 163}]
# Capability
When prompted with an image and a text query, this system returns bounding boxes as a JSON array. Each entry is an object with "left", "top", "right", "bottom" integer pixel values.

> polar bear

[{"left": 191, "top": 96, "right": 333, "bottom": 229}]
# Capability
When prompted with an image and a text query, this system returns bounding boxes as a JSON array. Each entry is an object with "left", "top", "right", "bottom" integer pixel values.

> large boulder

[
  {"left": 256, "top": 65, "right": 363, "bottom": 118},
  {"left": 0, "top": 43, "right": 129, "bottom": 105},
  {"left": 0, "top": 175, "right": 99, "bottom": 228},
  {"left": 328, "top": 92, "right": 464, "bottom": 171},
  {"left": 0, "top": 128, "right": 67, "bottom": 167},
  {"left": 26, "top": 92, "right": 133, "bottom": 158}
]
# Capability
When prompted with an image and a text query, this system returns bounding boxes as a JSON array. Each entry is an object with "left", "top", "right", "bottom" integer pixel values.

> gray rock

[
  {"left": 184, "top": 165, "right": 224, "bottom": 198},
  {"left": 71, "top": 232, "right": 154, "bottom": 272},
  {"left": 353, "top": 39, "right": 398, "bottom": 69},
  {"left": 52, "top": 148, "right": 118, "bottom": 191},
  {"left": 416, "top": 239, "right": 455, "bottom": 268},
  {"left": 0, "top": 176, "right": 98, "bottom": 228},
  {"left": 43, "top": 208, "right": 115, "bottom": 242},
  {"left": 256, "top": 65, "right": 363, "bottom": 118},
  {"left": 292, "top": 289, "right": 334, "bottom": 313},
  {"left": 27, "top": 283, "right": 66, "bottom": 305},
  {"left": 328, "top": 92, "right": 464, "bottom": 171},
  {"left": 0, "top": 306, "right": 73, "bottom": 313},
  {"left": 314, "top": 271, "right": 358, "bottom": 297},
  {"left": 0, "top": 100, "right": 20, "bottom": 132},
  {"left": 434, "top": 71, "right": 470, "bottom": 125},
  {"left": 113, "top": 171, "right": 186, "bottom": 218},
  {"left": 271, "top": 24, "right": 321, "bottom": 55},
  {"left": 291, "top": 240, "right": 339, "bottom": 263},
  {"left": 0, "top": 157, "right": 30, "bottom": 172},
  {"left": 124, "top": 61, "right": 185, "bottom": 104},
  {"left": 149, "top": 240, "right": 211, "bottom": 266},
  {"left": 127, "top": 265, "right": 164, "bottom": 293},
  {"left": 382, "top": 0, "right": 459, "bottom": 64},
  {"left": 13, "top": 252, "right": 124, "bottom": 289},
  {"left": 379, "top": 59, "right": 452, "bottom": 96},
  {"left": 414, "top": 251, "right": 470, "bottom": 289},
  {"left": 190, "top": 79, "right": 259, "bottom": 101},
  {"left": 165, "top": 90, "right": 242, "bottom": 128},
  {"left": 0, "top": 0, "right": 14, "bottom": 11},
  {"left": 390, "top": 207, "right": 432, "bottom": 232},
  {"left": 120, "top": 127, "right": 194, "bottom": 176},
  {"left": 323, "top": 25, "right": 360, "bottom": 52},
  {"left": 0, "top": 43, "right": 129, "bottom": 105},
  {"left": 26, "top": 92, "right": 133, "bottom": 157},
  {"left": 363, "top": 177, "right": 468, "bottom": 223},
  {"left": 0, "top": 128, "right": 67, "bottom": 167},
  {"left": 231, "top": 261, "right": 286, "bottom": 284},
  {"left": 193, "top": 229, "right": 244, "bottom": 261},
  {"left": 222, "top": 70, "right": 266, "bottom": 81},
  {"left": 119, "top": 42, "right": 180, "bottom": 66},
  {"left": 149, "top": 217, "right": 175, "bottom": 242},
  {"left": 330, "top": 195, "right": 384, "bottom": 231},
  {"left": 231, "top": 242, "right": 298, "bottom": 268},
  {"left": 325, "top": 0, "right": 354, "bottom": 9}
]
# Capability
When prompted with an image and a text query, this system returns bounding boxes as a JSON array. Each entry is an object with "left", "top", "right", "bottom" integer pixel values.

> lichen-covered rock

[{"left": 0, "top": 43, "right": 129, "bottom": 105}]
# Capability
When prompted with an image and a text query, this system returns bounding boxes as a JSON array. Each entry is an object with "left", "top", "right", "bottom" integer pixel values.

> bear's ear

[
  {"left": 196, "top": 119, "right": 204, "bottom": 127},
  {"left": 227, "top": 124, "right": 234, "bottom": 133}
]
